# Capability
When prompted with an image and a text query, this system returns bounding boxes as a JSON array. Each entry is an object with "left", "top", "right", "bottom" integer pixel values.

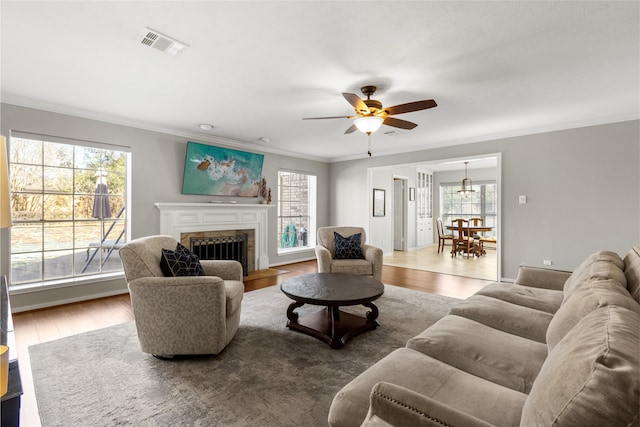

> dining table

[{"left": 446, "top": 224, "right": 494, "bottom": 256}]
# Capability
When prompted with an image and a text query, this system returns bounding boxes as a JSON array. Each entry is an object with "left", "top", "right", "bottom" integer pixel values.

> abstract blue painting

[{"left": 182, "top": 141, "right": 264, "bottom": 197}]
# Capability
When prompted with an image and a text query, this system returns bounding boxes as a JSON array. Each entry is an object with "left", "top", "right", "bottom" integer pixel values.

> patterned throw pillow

[
  {"left": 160, "top": 242, "right": 205, "bottom": 277},
  {"left": 334, "top": 232, "right": 364, "bottom": 260}
]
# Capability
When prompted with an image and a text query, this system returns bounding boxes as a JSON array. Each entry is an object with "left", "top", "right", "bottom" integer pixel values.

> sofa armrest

[
  {"left": 315, "top": 245, "right": 333, "bottom": 273},
  {"left": 200, "top": 259, "right": 243, "bottom": 280},
  {"left": 514, "top": 266, "right": 572, "bottom": 291},
  {"left": 362, "top": 243, "right": 383, "bottom": 281},
  {"left": 361, "top": 382, "right": 496, "bottom": 427}
]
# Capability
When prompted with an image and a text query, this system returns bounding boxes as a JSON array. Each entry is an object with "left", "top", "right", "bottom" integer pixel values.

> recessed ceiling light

[
  {"left": 258, "top": 137, "right": 271, "bottom": 143},
  {"left": 199, "top": 124, "right": 214, "bottom": 131}
]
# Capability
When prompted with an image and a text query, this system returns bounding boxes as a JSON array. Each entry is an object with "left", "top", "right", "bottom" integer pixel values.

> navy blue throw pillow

[
  {"left": 160, "top": 242, "right": 205, "bottom": 277},
  {"left": 334, "top": 232, "right": 364, "bottom": 260}
]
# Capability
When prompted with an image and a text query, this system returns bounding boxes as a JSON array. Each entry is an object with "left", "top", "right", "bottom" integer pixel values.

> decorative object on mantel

[
  {"left": 182, "top": 141, "right": 264, "bottom": 197},
  {"left": 260, "top": 177, "right": 269, "bottom": 204},
  {"left": 267, "top": 188, "right": 272, "bottom": 204}
]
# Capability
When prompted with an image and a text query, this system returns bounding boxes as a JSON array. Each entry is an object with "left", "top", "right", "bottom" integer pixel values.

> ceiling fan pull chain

[{"left": 368, "top": 134, "right": 372, "bottom": 157}]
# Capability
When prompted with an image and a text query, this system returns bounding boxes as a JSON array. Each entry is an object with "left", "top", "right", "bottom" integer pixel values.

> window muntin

[
  {"left": 9, "top": 135, "right": 129, "bottom": 286},
  {"left": 440, "top": 181, "right": 497, "bottom": 233},
  {"left": 277, "top": 170, "right": 316, "bottom": 252}
]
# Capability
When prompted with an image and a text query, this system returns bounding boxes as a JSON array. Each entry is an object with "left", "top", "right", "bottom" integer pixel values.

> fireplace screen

[{"left": 190, "top": 234, "right": 248, "bottom": 276}]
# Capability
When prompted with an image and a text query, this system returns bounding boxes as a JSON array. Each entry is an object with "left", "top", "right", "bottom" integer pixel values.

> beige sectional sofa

[{"left": 328, "top": 248, "right": 640, "bottom": 427}]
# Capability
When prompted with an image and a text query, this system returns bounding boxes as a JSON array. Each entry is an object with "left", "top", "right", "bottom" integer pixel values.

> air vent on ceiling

[{"left": 139, "top": 28, "right": 189, "bottom": 56}]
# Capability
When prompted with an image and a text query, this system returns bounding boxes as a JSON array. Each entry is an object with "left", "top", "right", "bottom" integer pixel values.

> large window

[
  {"left": 8, "top": 133, "right": 129, "bottom": 286},
  {"left": 440, "top": 181, "right": 497, "bottom": 234},
  {"left": 277, "top": 170, "right": 316, "bottom": 252}
]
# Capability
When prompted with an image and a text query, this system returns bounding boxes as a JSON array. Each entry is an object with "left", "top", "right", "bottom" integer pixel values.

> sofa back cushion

[
  {"left": 546, "top": 279, "right": 639, "bottom": 350},
  {"left": 521, "top": 305, "right": 639, "bottom": 427},
  {"left": 562, "top": 251, "right": 626, "bottom": 303},
  {"left": 623, "top": 246, "right": 640, "bottom": 304}
]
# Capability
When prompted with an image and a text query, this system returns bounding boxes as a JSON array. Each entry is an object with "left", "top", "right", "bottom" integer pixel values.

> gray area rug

[{"left": 30, "top": 284, "right": 459, "bottom": 427}]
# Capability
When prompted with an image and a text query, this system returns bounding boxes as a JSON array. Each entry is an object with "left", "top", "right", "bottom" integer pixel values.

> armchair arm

[
  {"left": 362, "top": 243, "right": 383, "bottom": 282},
  {"left": 315, "top": 245, "right": 333, "bottom": 273},
  {"left": 361, "top": 382, "right": 496, "bottom": 427},
  {"left": 200, "top": 259, "right": 243, "bottom": 280},
  {"left": 514, "top": 266, "right": 572, "bottom": 291}
]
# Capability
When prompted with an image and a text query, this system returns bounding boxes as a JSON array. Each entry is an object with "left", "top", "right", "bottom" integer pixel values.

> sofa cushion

[
  {"left": 547, "top": 278, "right": 639, "bottom": 350},
  {"left": 562, "top": 250, "right": 626, "bottom": 303},
  {"left": 334, "top": 232, "right": 364, "bottom": 259},
  {"left": 406, "top": 315, "right": 547, "bottom": 393},
  {"left": 328, "top": 348, "right": 527, "bottom": 427},
  {"left": 475, "top": 283, "right": 563, "bottom": 314},
  {"left": 521, "top": 305, "right": 639, "bottom": 426},
  {"left": 623, "top": 246, "right": 640, "bottom": 304},
  {"left": 449, "top": 294, "right": 553, "bottom": 343}
]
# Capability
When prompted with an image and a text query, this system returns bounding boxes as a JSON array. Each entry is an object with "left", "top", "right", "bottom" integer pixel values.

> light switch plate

[{"left": 519, "top": 195, "right": 527, "bottom": 204}]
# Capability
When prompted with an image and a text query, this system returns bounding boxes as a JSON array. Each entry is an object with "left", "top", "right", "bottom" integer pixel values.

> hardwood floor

[{"left": 12, "top": 260, "right": 491, "bottom": 427}]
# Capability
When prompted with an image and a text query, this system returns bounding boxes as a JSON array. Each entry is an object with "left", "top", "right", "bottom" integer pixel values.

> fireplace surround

[{"left": 155, "top": 203, "right": 273, "bottom": 273}]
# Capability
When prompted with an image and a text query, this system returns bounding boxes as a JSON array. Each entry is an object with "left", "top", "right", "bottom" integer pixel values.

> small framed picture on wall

[
  {"left": 409, "top": 187, "right": 415, "bottom": 201},
  {"left": 373, "top": 188, "right": 385, "bottom": 217}
]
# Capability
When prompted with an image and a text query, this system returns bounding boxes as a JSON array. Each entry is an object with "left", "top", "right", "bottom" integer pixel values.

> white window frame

[
  {"left": 7, "top": 131, "right": 131, "bottom": 289},
  {"left": 277, "top": 170, "right": 316, "bottom": 254},
  {"left": 439, "top": 180, "right": 497, "bottom": 233}
]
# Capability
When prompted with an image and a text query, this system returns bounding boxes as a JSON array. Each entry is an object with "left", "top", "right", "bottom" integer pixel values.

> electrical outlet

[{"left": 543, "top": 260, "right": 552, "bottom": 266}]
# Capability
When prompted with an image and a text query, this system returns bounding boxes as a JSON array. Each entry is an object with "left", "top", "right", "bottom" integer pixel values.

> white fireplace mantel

[{"left": 155, "top": 202, "right": 273, "bottom": 270}]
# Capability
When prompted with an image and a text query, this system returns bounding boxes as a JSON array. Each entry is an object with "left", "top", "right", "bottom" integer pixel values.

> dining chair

[
  {"left": 468, "top": 217, "right": 484, "bottom": 239},
  {"left": 436, "top": 218, "right": 454, "bottom": 254},
  {"left": 451, "top": 219, "right": 476, "bottom": 257}
]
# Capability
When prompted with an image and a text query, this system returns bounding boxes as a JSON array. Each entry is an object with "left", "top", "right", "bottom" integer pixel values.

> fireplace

[{"left": 155, "top": 203, "right": 273, "bottom": 273}]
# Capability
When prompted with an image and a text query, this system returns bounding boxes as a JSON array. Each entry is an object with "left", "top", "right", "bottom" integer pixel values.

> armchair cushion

[
  {"left": 334, "top": 232, "right": 364, "bottom": 260},
  {"left": 160, "top": 242, "right": 205, "bottom": 277}
]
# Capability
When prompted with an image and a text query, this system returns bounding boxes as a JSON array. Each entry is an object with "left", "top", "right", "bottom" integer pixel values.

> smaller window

[{"left": 277, "top": 171, "right": 316, "bottom": 253}]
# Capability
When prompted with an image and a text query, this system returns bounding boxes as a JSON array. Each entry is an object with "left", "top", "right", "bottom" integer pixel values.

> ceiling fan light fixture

[{"left": 354, "top": 116, "right": 383, "bottom": 134}]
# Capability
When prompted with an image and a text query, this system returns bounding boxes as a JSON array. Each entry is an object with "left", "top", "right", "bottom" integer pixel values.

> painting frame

[
  {"left": 182, "top": 141, "right": 264, "bottom": 197},
  {"left": 409, "top": 187, "right": 415, "bottom": 201},
  {"left": 373, "top": 188, "right": 385, "bottom": 217}
]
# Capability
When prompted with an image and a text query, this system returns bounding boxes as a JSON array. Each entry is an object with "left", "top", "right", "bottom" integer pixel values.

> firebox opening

[{"left": 190, "top": 233, "right": 248, "bottom": 276}]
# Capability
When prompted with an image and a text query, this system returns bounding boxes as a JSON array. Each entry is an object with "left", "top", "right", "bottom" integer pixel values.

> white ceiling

[{"left": 1, "top": 1, "right": 638, "bottom": 163}]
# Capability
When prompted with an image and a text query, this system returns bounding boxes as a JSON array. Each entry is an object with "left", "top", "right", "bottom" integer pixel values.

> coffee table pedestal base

[{"left": 286, "top": 304, "right": 379, "bottom": 349}]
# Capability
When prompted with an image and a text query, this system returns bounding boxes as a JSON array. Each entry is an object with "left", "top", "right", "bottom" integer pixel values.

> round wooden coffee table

[{"left": 280, "top": 273, "right": 384, "bottom": 349}]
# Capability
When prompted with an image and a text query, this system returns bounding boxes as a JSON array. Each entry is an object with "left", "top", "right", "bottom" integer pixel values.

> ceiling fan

[{"left": 303, "top": 85, "right": 437, "bottom": 136}]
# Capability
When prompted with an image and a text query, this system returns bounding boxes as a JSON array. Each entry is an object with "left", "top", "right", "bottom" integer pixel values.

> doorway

[{"left": 368, "top": 154, "right": 501, "bottom": 281}]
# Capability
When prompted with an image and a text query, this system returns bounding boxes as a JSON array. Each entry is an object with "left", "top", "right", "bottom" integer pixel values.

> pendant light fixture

[{"left": 458, "top": 161, "right": 475, "bottom": 196}]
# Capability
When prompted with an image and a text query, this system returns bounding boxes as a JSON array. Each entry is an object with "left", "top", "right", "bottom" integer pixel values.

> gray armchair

[
  {"left": 119, "top": 235, "right": 244, "bottom": 358},
  {"left": 315, "top": 226, "right": 383, "bottom": 281}
]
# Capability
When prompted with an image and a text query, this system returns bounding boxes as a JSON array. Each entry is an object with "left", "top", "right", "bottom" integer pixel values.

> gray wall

[
  {"left": 2, "top": 103, "right": 638, "bottom": 309},
  {"left": 329, "top": 120, "right": 639, "bottom": 280},
  {"left": 0, "top": 104, "right": 329, "bottom": 310}
]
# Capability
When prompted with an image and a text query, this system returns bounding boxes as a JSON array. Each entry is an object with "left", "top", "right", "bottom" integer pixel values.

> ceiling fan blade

[
  {"left": 383, "top": 99, "right": 437, "bottom": 115},
  {"left": 344, "top": 124, "right": 358, "bottom": 134},
  {"left": 302, "top": 115, "right": 353, "bottom": 120},
  {"left": 383, "top": 117, "right": 418, "bottom": 130},
  {"left": 342, "top": 93, "right": 369, "bottom": 114}
]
